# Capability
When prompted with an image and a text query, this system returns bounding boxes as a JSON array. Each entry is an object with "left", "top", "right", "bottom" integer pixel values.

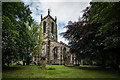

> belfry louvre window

[
  {"left": 43, "top": 21, "right": 46, "bottom": 33},
  {"left": 51, "top": 22, "right": 54, "bottom": 34}
]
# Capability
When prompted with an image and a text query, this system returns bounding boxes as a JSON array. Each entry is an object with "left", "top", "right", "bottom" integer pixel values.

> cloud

[
  {"left": 57, "top": 23, "right": 66, "bottom": 34},
  {"left": 57, "top": 27, "right": 69, "bottom": 45},
  {"left": 22, "top": 0, "right": 92, "bottom": 2},
  {"left": 22, "top": 1, "right": 91, "bottom": 44},
  {"left": 58, "top": 35, "right": 69, "bottom": 44}
]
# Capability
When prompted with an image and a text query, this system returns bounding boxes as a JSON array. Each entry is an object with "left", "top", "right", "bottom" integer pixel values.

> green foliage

[
  {"left": 89, "top": 2, "right": 120, "bottom": 49},
  {"left": 62, "top": 2, "right": 120, "bottom": 68},
  {"left": 2, "top": 15, "right": 19, "bottom": 66},
  {"left": 25, "top": 22, "right": 43, "bottom": 56},
  {"left": 2, "top": 2, "right": 43, "bottom": 66},
  {"left": 88, "top": 2, "right": 120, "bottom": 67}
]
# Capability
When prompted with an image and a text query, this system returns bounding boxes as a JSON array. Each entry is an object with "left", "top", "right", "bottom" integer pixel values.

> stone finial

[
  {"left": 41, "top": 14, "right": 42, "bottom": 20},
  {"left": 55, "top": 16, "right": 57, "bottom": 22},
  {"left": 48, "top": 9, "right": 50, "bottom": 15}
]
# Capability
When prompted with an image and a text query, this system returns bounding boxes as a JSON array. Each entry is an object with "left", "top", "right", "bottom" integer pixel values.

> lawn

[{"left": 2, "top": 65, "right": 120, "bottom": 78}]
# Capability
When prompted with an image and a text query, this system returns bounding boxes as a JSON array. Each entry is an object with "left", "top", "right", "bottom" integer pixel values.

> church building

[{"left": 32, "top": 9, "right": 76, "bottom": 65}]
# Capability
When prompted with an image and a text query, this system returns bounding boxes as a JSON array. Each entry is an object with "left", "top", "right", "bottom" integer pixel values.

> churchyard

[{"left": 2, "top": 65, "right": 120, "bottom": 78}]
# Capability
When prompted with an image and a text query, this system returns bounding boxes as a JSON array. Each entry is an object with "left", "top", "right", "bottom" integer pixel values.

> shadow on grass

[
  {"left": 2, "top": 66, "right": 23, "bottom": 72},
  {"left": 80, "top": 66, "right": 119, "bottom": 71},
  {"left": 38, "top": 66, "right": 56, "bottom": 70},
  {"left": 66, "top": 65, "right": 120, "bottom": 75}
]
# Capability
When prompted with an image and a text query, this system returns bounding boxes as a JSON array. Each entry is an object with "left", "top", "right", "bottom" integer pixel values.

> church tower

[
  {"left": 41, "top": 9, "right": 57, "bottom": 41},
  {"left": 41, "top": 9, "right": 57, "bottom": 64}
]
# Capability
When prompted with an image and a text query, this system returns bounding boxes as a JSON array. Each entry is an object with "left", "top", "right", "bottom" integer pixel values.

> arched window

[
  {"left": 53, "top": 47, "right": 57, "bottom": 59},
  {"left": 63, "top": 47, "right": 66, "bottom": 54},
  {"left": 43, "top": 21, "right": 46, "bottom": 33},
  {"left": 51, "top": 22, "right": 54, "bottom": 34},
  {"left": 63, "top": 47, "right": 66, "bottom": 61}
]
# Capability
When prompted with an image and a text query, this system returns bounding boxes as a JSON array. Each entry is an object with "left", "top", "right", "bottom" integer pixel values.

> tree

[
  {"left": 61, "top": 7, "right": 103, "bottom": 65},
  {"left": 89, "top": 2, "right": 120, "bottom": 68},
  {"left": 89, "top": 2, "right": 120, "bottom": 49},
  {"left": 61, "top": 6, "right": 109, "bottom": 66},
  {"left": 2, "top": 16, "right": 19, "bottom": 67},
  {"left": 2, "top": 2, "right": 33, "bottom": 67},
  {"left": 25, "top": 22, "right": 43, "bottom": 65},
  {"left": 62, "top": 2, "right": 120, "bottom": 68}
]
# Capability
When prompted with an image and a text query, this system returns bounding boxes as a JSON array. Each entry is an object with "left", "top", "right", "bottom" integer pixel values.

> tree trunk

[
  {"left": 115, "top": 56, "right": 120, "bottom": 69},
  {"left": 7, "top": 62, "right": 9, "bottom": 67},
  {"left": 26, "top": 53, "right": 30, "bottom": 65},
  {"left": 78, "top": 59, "right": 80, "bottom": 65},
  {"left": 26, "top": 57, "right": 30, "bottom": 65},
  {"left": 2, "top": 60, "right": 5, "bottom": 68},
  {"left": 101, "top": 55, "right": 106, "bottom": 68},
  {"left": 26, "top": 61, "right": 29, "bottom": 65},
  {"left": 23, "top": 61, "right": 25, "bottom": 66}
]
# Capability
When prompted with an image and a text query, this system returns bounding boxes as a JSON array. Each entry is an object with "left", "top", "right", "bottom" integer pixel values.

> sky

[{"left": 22, "top": 0, "right": 91, "bottom": 44}]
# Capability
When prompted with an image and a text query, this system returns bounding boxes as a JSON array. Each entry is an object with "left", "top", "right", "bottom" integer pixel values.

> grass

[{"left": 2, "top": 65, "right": 120, "bottom": 78}]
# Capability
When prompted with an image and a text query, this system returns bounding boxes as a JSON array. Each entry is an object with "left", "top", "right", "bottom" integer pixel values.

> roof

[
  {"left": 41, "top": 9, "right": 56, "bottom": 22},
  {"left": 41, "top": 15, "right": 56, "bottom": 22}
]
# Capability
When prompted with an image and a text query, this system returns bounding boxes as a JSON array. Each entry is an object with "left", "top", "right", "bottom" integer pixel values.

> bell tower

[
  {"left": 41, "top": 9, "right": 57, "bottom": 64},
  {"left": 41, "top": 9, "right": 57, "bottom": 41}
]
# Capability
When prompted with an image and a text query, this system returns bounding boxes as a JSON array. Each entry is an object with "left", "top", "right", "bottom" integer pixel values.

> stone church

[{"left": 32, "top": 9, "right": 76, "bottom": 65}]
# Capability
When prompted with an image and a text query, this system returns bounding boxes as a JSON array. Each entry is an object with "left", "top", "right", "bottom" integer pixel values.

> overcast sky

[{"left": 22, "top": 0, "right": 91, "bottom": 44}]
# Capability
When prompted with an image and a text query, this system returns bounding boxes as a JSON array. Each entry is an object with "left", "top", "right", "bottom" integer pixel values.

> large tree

[
  {"left": 89, "top": 2, "right": 120, "bottom": 68},
  {"left": 2, "top": 2, "right": 43, "bottom": 67},
  {"left": 2, "top": 2, "right": 33, "bottom": 67},
  {"left": 25, "top": 22, "right": 43, "bottom": 65},
  {"left": 61, "top": 7, "right": 104, "bottom": 65},
  {"left": 62, "top": 2, "right": 120, "bottom": 68},
  {"left": 89, "top": 2, "right": 120, "bottom": 50}
]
